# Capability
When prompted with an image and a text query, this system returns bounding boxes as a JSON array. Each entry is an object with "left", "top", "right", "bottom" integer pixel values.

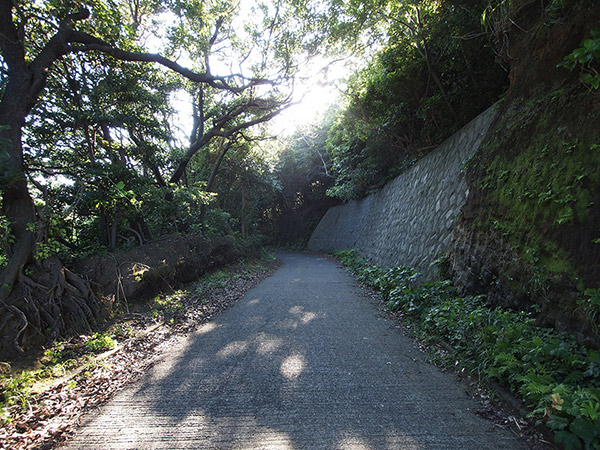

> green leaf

[
  {"left": 569, "top": 417, "right": 598, "bottom": 444},
  {"left": 547, "top": 415, "right": 569, "bottom": 430},
  {"left": 572, "top": 48, "right": 591, "bottom": 63},
  {"left": 581, "top": 73, "right": 600, "bottom": 90},
  {"left": 554, "top": 430, "right": 583, "bottom": 450}
]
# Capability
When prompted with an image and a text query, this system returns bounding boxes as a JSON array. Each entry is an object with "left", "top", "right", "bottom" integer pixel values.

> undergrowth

[
  {"left": 0, "top": 253, "right": 276, "bottom": 427},
  {"left": 335, "top": 249, "right": 600, "bottom": 450},
  {"left": 145, "top": 254, "right": 275, "bottom": 324},
  {"left": 0, "top": 332, "right": 115, "bottom": 425}
]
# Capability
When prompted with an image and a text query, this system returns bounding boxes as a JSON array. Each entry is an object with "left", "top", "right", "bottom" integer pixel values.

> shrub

[{"left": 335, "top": 249, "right": 600, "bottom": 450}]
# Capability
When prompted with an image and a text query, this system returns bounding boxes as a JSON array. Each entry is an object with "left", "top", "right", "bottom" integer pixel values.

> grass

[{"left": 0, "top": 332, "right": 114, "bottom": 425}]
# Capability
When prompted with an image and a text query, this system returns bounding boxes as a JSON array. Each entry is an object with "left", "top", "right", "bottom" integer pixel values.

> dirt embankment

[
  {"left": 70, "top": 234, "right": 243, "bottom": 312},
  {"left": 450, "top": 1, "right": 600, "bottom": 347}
]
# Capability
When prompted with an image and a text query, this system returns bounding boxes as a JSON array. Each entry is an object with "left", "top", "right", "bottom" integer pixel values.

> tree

[
  {"left": 25, "top": 50, "right": 178, "bottom": 250},
  {"left": 386, "top": 1, "right": 459, "bottom": 120},
  {"left": 268, "top": 115, "right": 338, "bottom": 245},
  {"left": 323, "top": 0, "right": 507, "bottom": 200},
  {"left": 0, "top": 0, "right": 294, "bottom": 356}
]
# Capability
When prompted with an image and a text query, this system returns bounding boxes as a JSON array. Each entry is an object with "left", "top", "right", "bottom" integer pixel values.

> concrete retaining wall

[{"left": 308, "top": 106, "right": 497, "bottom": 278}]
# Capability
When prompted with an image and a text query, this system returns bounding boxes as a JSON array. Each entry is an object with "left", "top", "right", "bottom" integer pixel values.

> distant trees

[{"left": 268, "top": 114, "right": 338, "bottom": 246}]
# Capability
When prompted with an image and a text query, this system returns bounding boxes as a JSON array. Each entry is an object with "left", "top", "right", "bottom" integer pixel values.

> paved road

[{"left": 63, "top": 253, "right": 528, "bottom": 449}]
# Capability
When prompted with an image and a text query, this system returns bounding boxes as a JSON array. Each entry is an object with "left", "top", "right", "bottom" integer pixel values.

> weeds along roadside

[
  {"left": 0, "top": 253, "right": 279, "bottom": 448},
  {"left": 334, "top": 249, "right": 600, "bottom": 450}
]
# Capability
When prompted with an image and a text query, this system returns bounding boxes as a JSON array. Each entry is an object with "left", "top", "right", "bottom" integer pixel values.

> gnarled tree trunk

[
  {"left": 0, "top": 8, "right": 100, "bottom": 357},
  {"left": 0, "top": 113, "right": 100, "bottom": 357}
]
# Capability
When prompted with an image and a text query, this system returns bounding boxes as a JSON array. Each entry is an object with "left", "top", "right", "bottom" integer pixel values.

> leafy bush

[
  {"left": 85, "top": 333, "right": 116, "bottom": 352},
  {"left": 151, "top": 294, "right": 188, "bottom": 322},
  {"left": 334, "top": 249, "right": 600, "bottom": 450},
  {"left": 578, "top": 287, "right": 600, "bottom": 334},
  {"left": 559, "top": 28, "right": 600, "bottom": 90}
]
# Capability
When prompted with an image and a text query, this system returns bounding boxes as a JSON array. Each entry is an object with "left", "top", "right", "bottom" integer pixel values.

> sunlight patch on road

[
  {"left": 255, "top": 332, "right": 284, "bottom": 355},
  {"left": 240, "top": 428, "right": 294, "bottom": 450},
  {"left": 336, "top": 436, "right": 370, "bottom": 450},
  {"left": 196, "top": 322, "right": 217, "bottom": 335},
  {"left": 300, "top": 312, "right": 316, "bottom": 324},
  {"left": 277, "top": 318, "right": 298, "bottom": 330},
  {"left": 280, "top": 354, "right": 306, "bottom": 380},
  {"left": 384, "top": 430, "right": 421, "bottom": 449},
  {"left": 289, "top": 305, "right": 304, "bottom": 314},
  {"left": 217, "top": 340, "right": 248, "bottom": 358},
  {"left": 289, "top": 305, "right": 318, "bottom": 324}
]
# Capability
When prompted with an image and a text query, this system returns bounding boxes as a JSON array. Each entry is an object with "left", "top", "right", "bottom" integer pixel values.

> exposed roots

[{"left": 0, "top": 256, "right": 100, "bottom": 360}]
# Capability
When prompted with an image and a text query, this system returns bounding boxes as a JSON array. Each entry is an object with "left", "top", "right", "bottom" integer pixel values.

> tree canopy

[
  {"left": 321, "top": 0, "right": 507, "bottom": 200},
  {"left": 0, "top": 0, "right": 310, "bottom": 355}
]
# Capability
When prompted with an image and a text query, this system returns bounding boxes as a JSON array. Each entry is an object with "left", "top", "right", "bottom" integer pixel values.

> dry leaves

[{"left": 1, "top": 259, "right": 281, "bottom": 450}]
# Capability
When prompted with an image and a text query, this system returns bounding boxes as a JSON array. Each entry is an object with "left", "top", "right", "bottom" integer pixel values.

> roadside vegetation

[
  {"left": 0, "top": 255, "right": 277, "bottom": 449},
  {"left": 335, "top": 249, "right": 600, "bottom": 450}
]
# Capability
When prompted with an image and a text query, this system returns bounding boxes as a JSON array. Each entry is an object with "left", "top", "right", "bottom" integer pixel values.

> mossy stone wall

[{"left": 308, "top": 106, "right": 497, "bottom": 279}]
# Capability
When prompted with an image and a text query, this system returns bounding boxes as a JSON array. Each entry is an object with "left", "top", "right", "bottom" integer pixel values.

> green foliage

[
  {"left": 578, "top": 287, "right": 600, "bottom": 333},
  {"left": 85, "top": 333, "right": 116, "bottom": 352},
  {"left": 0, "top": 213, "right": 13, "bottom": 270},
  {"left": 151, "top": 292, "right": 189, "bottom": 322},
  {"left": 335, "top": 249, "right": 600, "bottom": 449},
  {"left": 0, "top": 0, "right": 304, "bottom": 274},
  {"left": 268, "top": 117, "right": 336, "bottom": 246},
  {"left": 0, "top": 333, "right": 118, "bottom": 423},
  {"left": 559, "top": 29, "right": 600, "bottom": 90},
  {"left": 0, "top": 368, "right": 36, "bottom": 424},
  {"left": 192, "top": 266, "right": 246, "bottom": 297},
  {"left": 324, "top": 0, "right": 507, "bottom": 200}
]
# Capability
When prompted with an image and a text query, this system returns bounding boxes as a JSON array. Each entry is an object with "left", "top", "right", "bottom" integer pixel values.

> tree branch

[{"left": 66, "top": 31, "right": 275, "bottom": 93}]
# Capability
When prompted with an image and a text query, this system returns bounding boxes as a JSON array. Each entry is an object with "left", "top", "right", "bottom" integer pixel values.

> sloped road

[{"left": 62, "top": 252, "right": 529, "bottom": 449}]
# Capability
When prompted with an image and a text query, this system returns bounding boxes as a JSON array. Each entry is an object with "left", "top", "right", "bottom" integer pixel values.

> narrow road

[{"left": 63, "top": 253, "right": 528, "bottom": 449}]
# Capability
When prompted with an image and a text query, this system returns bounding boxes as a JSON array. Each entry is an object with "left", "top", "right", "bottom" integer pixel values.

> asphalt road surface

[{"left": 62, "top": 252, "right": 529, "bottom": 449}]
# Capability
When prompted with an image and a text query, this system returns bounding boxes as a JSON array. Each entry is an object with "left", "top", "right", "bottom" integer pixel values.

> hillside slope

[{"left": 450, "top": 1, "right": 600, "bottom": 347}]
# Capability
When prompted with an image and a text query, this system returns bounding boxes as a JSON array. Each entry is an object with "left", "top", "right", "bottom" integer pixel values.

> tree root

[
  {"left": 0, "top": 257, "right": 101, "bottom": 360},
  {"left": 9, "top": 305, "right": 28, "bottom": 353}
]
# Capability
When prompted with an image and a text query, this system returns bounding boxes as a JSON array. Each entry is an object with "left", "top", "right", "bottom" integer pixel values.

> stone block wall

[{"left": 308, "top": 106, "right": 497, "bottom": 279}]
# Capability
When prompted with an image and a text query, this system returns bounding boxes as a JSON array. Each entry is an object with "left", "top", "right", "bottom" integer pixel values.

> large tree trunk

[
  {"left": 0, "top": 82, "right": 99, "bottom": 359},
  {"left": 0, "top": 123, "right": 37, "bottom": 307}
]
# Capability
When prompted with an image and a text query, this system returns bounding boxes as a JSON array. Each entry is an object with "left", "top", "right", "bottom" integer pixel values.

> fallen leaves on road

[{"left": 0, "top": 259, "right": 281, "bottom": 450}]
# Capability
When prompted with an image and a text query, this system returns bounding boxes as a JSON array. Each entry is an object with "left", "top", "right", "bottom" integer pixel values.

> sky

[
  {"left": 269, "top": 57, "right": 352, "bottom": 137},
  {"left": 169, "top": 57, "right": 353, "bottom": 141},
  {"left": 167, "top": 58, "right": 351, "bottom": 147},
  {"left": 149, "top": 3, "right": 357, "bottom": 143}
]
